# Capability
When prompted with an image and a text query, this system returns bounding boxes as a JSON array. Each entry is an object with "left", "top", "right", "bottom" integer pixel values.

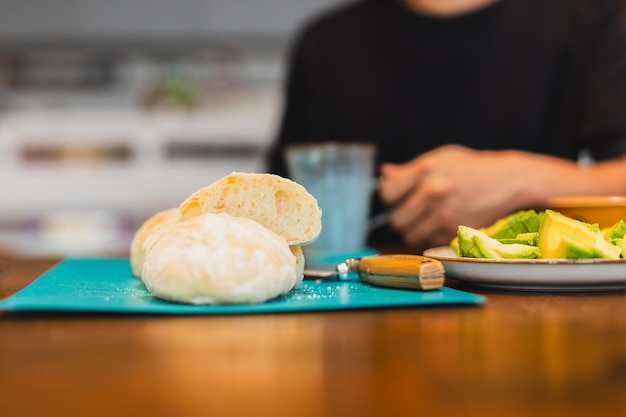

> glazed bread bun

[
  {"left": 142, "top": 213, "right": 298, "bottom": 305},
  {"left": 130, "top": 208, "right": 180, "bottom": 278},
  {"left": 179, "top": 172, "right": 322, "bottom": 246}
]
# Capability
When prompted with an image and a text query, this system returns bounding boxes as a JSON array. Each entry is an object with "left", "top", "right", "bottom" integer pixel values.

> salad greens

[{"left": 451, "top": 209, "right": 625, "bottom": 260}]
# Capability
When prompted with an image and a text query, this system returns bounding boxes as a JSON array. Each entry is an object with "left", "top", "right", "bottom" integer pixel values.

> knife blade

[{"left": 304, "top": 254, "right": 445, "bottom": 291}]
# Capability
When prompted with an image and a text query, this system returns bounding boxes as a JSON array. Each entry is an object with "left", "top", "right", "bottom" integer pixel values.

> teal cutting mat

[{"left": 0, "top": 258, "right": 485, "bottom": 314}]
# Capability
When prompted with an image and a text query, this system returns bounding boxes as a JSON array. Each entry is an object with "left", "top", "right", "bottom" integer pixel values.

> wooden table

[{"left": 1, "top": 256, "right": 625, "bottom": 417}]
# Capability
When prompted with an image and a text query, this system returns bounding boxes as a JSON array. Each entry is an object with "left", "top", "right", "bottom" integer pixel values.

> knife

[{"left": 304, "top": 254, "right": 445, "bottom": 291}]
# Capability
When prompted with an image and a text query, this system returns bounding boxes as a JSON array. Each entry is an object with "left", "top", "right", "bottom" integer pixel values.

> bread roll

[
  {"left": 142, "top": 213, "right": 298, "bottom": 305},
  {"left": 130, "top": 208, "right": 180, "bottom": 278},
  {"left": 291, "top": 246, "right": 305, "bottom": 287},
  {"left": 179, "top": 172, "right": 322, "bottom": 246}
]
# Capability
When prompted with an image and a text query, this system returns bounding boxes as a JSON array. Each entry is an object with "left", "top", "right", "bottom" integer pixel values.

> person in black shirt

[{"left": 268, "top": 0, "right": 626, "bottom": 251}]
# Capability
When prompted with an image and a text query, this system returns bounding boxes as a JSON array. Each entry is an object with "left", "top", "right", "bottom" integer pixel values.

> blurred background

[{"left": 0, "top": 0, "right": 347, "bottom": 257}]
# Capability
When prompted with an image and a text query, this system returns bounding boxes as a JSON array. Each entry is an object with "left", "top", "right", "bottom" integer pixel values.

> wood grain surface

[{"left": 1, "top": 257, "right": 625, "bottom": 417}]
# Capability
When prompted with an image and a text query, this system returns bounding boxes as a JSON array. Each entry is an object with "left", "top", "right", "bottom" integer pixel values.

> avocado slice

[
  {"left": 492, "top": 243, "right": 541, "bottom": 259},
  {"left": 482, "top": 209, "right": 543, "bottom": 240},
  {"left": 457, "top": 225, "right": 487, "bottom": 258},
  {"left": 458, "top": 225, "right": 540, "bottom": 259},
  {"left": 537, "top": 210, "right": 621, "bottom": 259},
  {"left": 450, "top": 236, "right": 461, "bottom": 256},
  {"left": 602, "top": 220, "right": 626, "bottom": 244},
  {"left": 498, "top": 232, "right": 539, "bottom": 246}
]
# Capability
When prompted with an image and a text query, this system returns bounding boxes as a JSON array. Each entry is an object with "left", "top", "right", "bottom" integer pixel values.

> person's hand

[{"left": 378, "top": 144, "right": 584, "bottom": 251}]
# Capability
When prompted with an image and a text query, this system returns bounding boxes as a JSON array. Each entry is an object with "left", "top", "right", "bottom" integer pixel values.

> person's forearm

[
  {"left": 507, "top": 151, "right": 626, "bottom": 211},
  {"left": 577, "top": 158, "right": 626, "bottom": 194}
]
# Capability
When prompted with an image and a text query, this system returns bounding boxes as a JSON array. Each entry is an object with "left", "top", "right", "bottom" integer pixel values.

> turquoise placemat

[
  {"left": 0, "top": 258, "right": 485, "bottom": 314},
  {"left": 304, "top": 247, "right": 380, "bottom": 269}
]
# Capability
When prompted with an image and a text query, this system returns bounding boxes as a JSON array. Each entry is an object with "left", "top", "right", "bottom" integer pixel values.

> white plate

[{"left": 423, "top": 246, "right": 626, "bottom": 292}]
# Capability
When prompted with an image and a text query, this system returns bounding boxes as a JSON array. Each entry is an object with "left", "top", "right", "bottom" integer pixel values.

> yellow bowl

[{"left": 549, "top": 196, "right": 626, "bottom": 228}]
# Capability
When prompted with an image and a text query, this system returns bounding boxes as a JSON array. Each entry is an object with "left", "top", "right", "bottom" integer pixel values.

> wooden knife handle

[{"left": 357, "top": 254, "right": 445, "bottom": 291}]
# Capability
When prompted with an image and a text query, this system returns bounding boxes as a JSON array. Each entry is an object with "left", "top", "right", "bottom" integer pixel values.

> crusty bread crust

[
  {"left": 129, "top": 208, "right": 180, "bottom": 278},
  {"left": 179, "top": 172, "right": 322, "bottom": 246},
  {"left": 142, "top": 213, "right": 298, "bottom": 305}
]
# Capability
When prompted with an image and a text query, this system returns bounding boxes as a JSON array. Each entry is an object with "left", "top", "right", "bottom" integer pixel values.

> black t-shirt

[
  {"left": 269, "top": 0, "right": 626, "bottom": 175},
  {"left": 268, "top": 0, "right": 626, "bottom": 244}
]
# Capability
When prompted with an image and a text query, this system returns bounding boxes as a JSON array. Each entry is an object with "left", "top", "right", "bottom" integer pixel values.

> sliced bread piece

[
  {"left": 179, "top": 172, "right": 322, "bottom": 246},
  {"left": 291, "top": 245, "right": 305, "bottom": 287}
]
